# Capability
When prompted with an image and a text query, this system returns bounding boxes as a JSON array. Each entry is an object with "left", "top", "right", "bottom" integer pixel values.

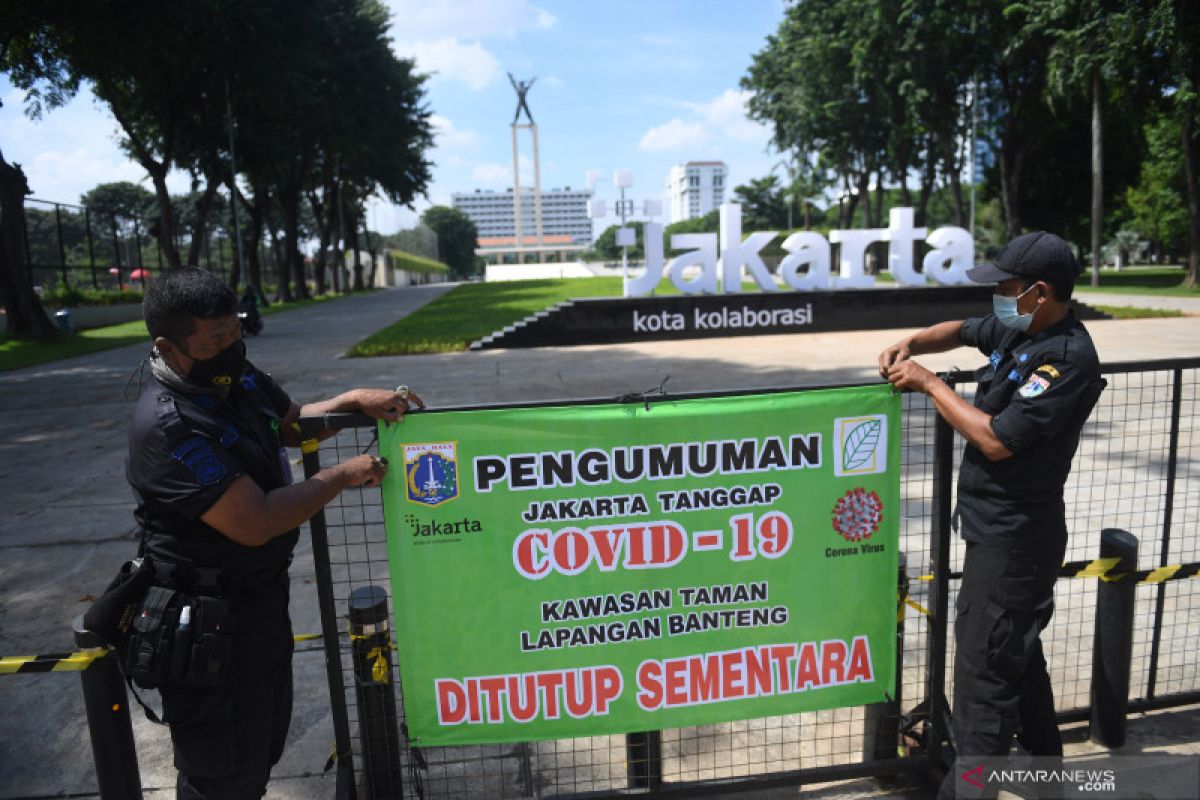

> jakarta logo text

[
  {"left": 404, "top": 442, "right": 459, "bottom": 507},
  {"left": 833, "top": 414, "right": 887, "bottom": 476}
]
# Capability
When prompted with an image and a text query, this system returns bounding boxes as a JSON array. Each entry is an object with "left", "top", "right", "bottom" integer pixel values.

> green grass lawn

[
  {"left": 349, "top": 272, "right": 1197, "bottom": 358},
  {"left": 349, "top": 278, "right": 627, "bottom": 356},
  {"left": 0, "top": 290, "right": 372, "bottom": 373},
  {"left": 0, "top": 319, "right": 152, "bottom": 372},
  {"left": 1074, "top": 267, "right": 1200, "bottom": 296},
  {"left": 1093, "top": 304, "right": 1184, "bottom": 320}
]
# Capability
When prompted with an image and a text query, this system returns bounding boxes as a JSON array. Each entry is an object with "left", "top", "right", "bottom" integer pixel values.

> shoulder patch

[
  {"left": 171, "top": 437, "right": 228, "bottom": 485},
  {"left": 1019, "top": 374, "right": 1051, "bottom": 398},
  {"left": 1036, "top": 364, "right": 1061, "bottom": 380}
]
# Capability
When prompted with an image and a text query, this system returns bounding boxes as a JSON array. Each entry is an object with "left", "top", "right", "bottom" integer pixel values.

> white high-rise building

[
  {"left": 452, "top": 188, "right": 593, "bottom": 246},
  {"left": 667, "top": 161, "right": 728, "bottom": 223}
]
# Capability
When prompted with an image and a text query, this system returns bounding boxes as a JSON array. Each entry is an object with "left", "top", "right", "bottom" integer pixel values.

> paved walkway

[
  {"left": 1077, "top": 290, "right": 1200, "bottom": 314},
  {"left": 0, "top": 286, "right": 1196, "bottom": 798}
]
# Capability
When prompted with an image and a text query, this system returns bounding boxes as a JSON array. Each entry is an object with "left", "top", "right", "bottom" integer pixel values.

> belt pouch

[
  {"left": 187, "top": 596, "right": 234, "bottom": 687},
  {"left": 128, "top": 586, "right": 180, "bottom": 689}
]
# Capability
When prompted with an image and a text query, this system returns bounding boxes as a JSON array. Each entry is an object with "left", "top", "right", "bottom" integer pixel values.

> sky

[{"left": 0, "top": 0, "right": 788, "bottom": 237}]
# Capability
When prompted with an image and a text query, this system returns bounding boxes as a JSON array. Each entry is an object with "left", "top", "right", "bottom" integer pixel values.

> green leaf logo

[{"left": 842, "top": 420, "right": 881, "bottom": 472}]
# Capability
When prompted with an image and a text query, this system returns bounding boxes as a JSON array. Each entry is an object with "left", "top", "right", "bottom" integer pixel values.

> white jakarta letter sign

[{"left": 624, "top": 204, "right": 972, "bottom": 296}]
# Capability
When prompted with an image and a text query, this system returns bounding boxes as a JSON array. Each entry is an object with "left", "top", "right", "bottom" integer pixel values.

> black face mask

[{"left": 181, "top": 338, "right": 247, "bottom": 388}]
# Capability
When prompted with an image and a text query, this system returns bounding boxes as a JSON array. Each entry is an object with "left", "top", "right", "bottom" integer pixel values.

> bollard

[
  {"left": 1089, "top": 529, "right": 1138, "bottom": 748},
  {"left": 864, "top": 552, "right": 906, "bottom": 767},
  {"left": 74, "top": 616, "right": 142, "bottom": 799},
  {"left": 349, "top": 586, "right": 405, "bottom": 799},
  {"left": 626, "top": 730, "right": 663, "bottom": 790}
]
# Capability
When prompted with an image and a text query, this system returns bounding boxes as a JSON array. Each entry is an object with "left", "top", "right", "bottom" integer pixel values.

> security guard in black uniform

[
  {"left": 879, "top": 233, "right": 1103, "bottom": 798},
  {"left": 128, "top": 268, "right": 423, "bottom": 799}
]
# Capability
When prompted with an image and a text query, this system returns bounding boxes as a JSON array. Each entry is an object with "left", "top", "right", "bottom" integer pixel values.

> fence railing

[
  {"left": 293, "top": 356, "right": 1200, "bottom": 799},
  {"left": 23, "top": 197, "right": 417, "bottom": 300},
  {"left": 14, "top": 358, "right": 1193, "bottom": 797}
]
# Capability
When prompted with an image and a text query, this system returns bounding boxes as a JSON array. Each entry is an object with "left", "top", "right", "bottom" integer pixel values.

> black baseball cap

[{"left": 966, "top": 231, "right": 1082, "bottom": 285}]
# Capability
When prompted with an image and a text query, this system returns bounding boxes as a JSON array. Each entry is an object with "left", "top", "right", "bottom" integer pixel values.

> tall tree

[
  {"left": 1022, "top": 0, "right": 1142, "bottom": 284},
  {"left": 421, "top": 206, "right": 479, "bottom": 279},
  {"left": 976, "top": 1, "right": 1056, "bottom": 237},
  {"left": 1125, "top": 113, "right": 1189, "bottom": 257},
  {"left": 744, "top": 0, "right": 893, "bottom": 228},
  {"left": 733, "top": 176, "right": 790, "bottom": 230},
  {"left": 0, "top": 6, "right": 75, "bottom": 336},
  {"left": 1143, "top": 0, "right": 1200, "bottom": 288},
  {"left": 0, "top": 154, "right": 57, "bottom": 336}
]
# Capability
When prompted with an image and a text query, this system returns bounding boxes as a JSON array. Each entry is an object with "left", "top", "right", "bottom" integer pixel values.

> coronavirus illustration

[{"left": 831, "top": 487, "right": 883, "bottom": 542}]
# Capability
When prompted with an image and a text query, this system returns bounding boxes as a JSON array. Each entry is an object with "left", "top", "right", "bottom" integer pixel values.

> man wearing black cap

[{"left": 878, "top": 232, "right": 1104, "bottom": 797}]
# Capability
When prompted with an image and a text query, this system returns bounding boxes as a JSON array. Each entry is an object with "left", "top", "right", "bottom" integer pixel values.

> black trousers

[
  {"left": 162, "top": 575, "right": 294, "bottom": 800},
  {"left": 938, "top": 538, "right": 1065, "bottom": 799}
]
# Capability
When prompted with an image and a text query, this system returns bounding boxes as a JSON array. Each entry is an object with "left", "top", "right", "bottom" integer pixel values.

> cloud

[
  {"left": 430, "top": 115, "right": 482, "bottom": 165},
  {"left": 637, "top": 89, "right": 771, "bottom": 153},
  {"left": 399, "top": 38, "right": 501, "bottom": 90},
  {"left": 686, "top": 89, "right": 771, "bottom": 145},
  {"left": 24, "top": 148, "right": 147, "bottom": 201},
  {"left": 471, "top": 162, "right": 511, "bottom": 185},
  {"left": 383, "top": 0, "right": 555, "bottom": 40},
  {"left": 639, "top": 119, "right": 707, "bottom": 152}
]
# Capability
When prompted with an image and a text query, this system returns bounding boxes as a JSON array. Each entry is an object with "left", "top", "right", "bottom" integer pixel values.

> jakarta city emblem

[{"left": 404, "top": 442, "right": 459, "bottom": 506}]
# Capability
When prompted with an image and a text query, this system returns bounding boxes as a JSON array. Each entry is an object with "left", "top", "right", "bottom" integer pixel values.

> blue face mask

[{"left": 993, "top": 284, "right": 1038, "bottom": 332}]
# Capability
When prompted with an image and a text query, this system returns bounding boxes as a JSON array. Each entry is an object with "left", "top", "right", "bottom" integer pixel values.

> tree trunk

[
  {"left": 307, "top": 190, "right": 329, "bottom": 295},
  {"left": 874, "top": 176, "right": 885, "bottom": 228},
  {"left": 281, "top": 188, "right": 309, "bottom": 300},
  {"left": 226, "top": 183, "right": 241, "bottom": 290},
  {"left": 242, "top": 187, "right": 268, "bottom": 305},
  {"left": 945, "top": 141, "right": 965, "bottom": 228},
  {"left": 1091, "top": 68, "right": 1103, "bottom": 287},
  {"left": 0, "top": 155, "right": 58, "bottom": 338},
  {"left": 347, "top": 204, "right": 364, "bottom": 292},
  {"left": 858, "top": 172, "right": 874, "bottom": 228},
  {"left": 1183, "top": 98, "right": 1200, "bottom": 289},
  {"left": 916, "top": 146, "right": 937, "bottom": 227},
  {"left": 363, "top": 219, "right": 378, "bottom": 288},
  {"left": 263, "top": 197, "right": 291, "bottom": 302},
  {"left": 999, "top": 135, "right": 1024, "bottom": 239},
  {"left": 186, "top": 177, "right": 219, "bottom": 267},
  {"left": 329, "top": 188, "right": 343, "bottom": 293},
  {"left": 143, "top": 166, "right": 182, "bottom": 268}
]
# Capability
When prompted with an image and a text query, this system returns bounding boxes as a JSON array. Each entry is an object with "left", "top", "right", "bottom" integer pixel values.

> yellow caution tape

[
  {"left": 368, "top": 646, "right": 389, "bottom": 683},
  {"left": 907, "top": 558, "right": 1199, "bottom": 586}
]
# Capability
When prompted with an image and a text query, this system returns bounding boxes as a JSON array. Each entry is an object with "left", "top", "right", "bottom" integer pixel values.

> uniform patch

[
  {"left": 1019, "top": 374, "right": 1051, "bottom": 398},
  {"left": 1018, "top": 352, "right": 1029, "bottom": 363},
  {"left": 241, "top": 371, "right": 257, "bottom": 391},
  {"left": 1007, "top": 369, "right": 1022, "bottom": 382},
  {"left": 1036, "top": 364, "right": 1061, "bottom": 379},
  {"left": 171, "top": 436, "right": 228, "bottom": 485},
  {"left": 989, "top": 351, "right": 1002, "bottom": 369},
  {"left": 404, "top": 442, "right": 459, "bottom": 507},
  {"left": 219, "top": 423, "right": 240, "bottom": 448}
]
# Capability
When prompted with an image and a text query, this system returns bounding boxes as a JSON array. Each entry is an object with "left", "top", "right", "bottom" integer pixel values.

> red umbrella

[
  {"left": 109, "top": 267, "right": 120, "bottom": 275},
  {"left": 129, "top": 268, "right": 150, "bottom": 280}
]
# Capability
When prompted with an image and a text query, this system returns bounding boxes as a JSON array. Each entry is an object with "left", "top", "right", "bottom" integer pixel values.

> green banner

[{"left": 380, "top": 385, "right": 900, "bottom": 747}]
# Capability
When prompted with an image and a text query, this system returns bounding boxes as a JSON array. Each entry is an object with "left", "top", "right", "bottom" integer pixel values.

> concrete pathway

[
  {"left": 1076, "top": 290, "right": 1200, "bottom": 314},
  {"left": 0, "top": 285, "right": 1196, "bottom": 798}
]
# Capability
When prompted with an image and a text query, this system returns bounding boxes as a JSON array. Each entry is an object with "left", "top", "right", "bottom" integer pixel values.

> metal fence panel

[{"left": 300, "top": 361, "right": 1199, "bottom": 798}]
